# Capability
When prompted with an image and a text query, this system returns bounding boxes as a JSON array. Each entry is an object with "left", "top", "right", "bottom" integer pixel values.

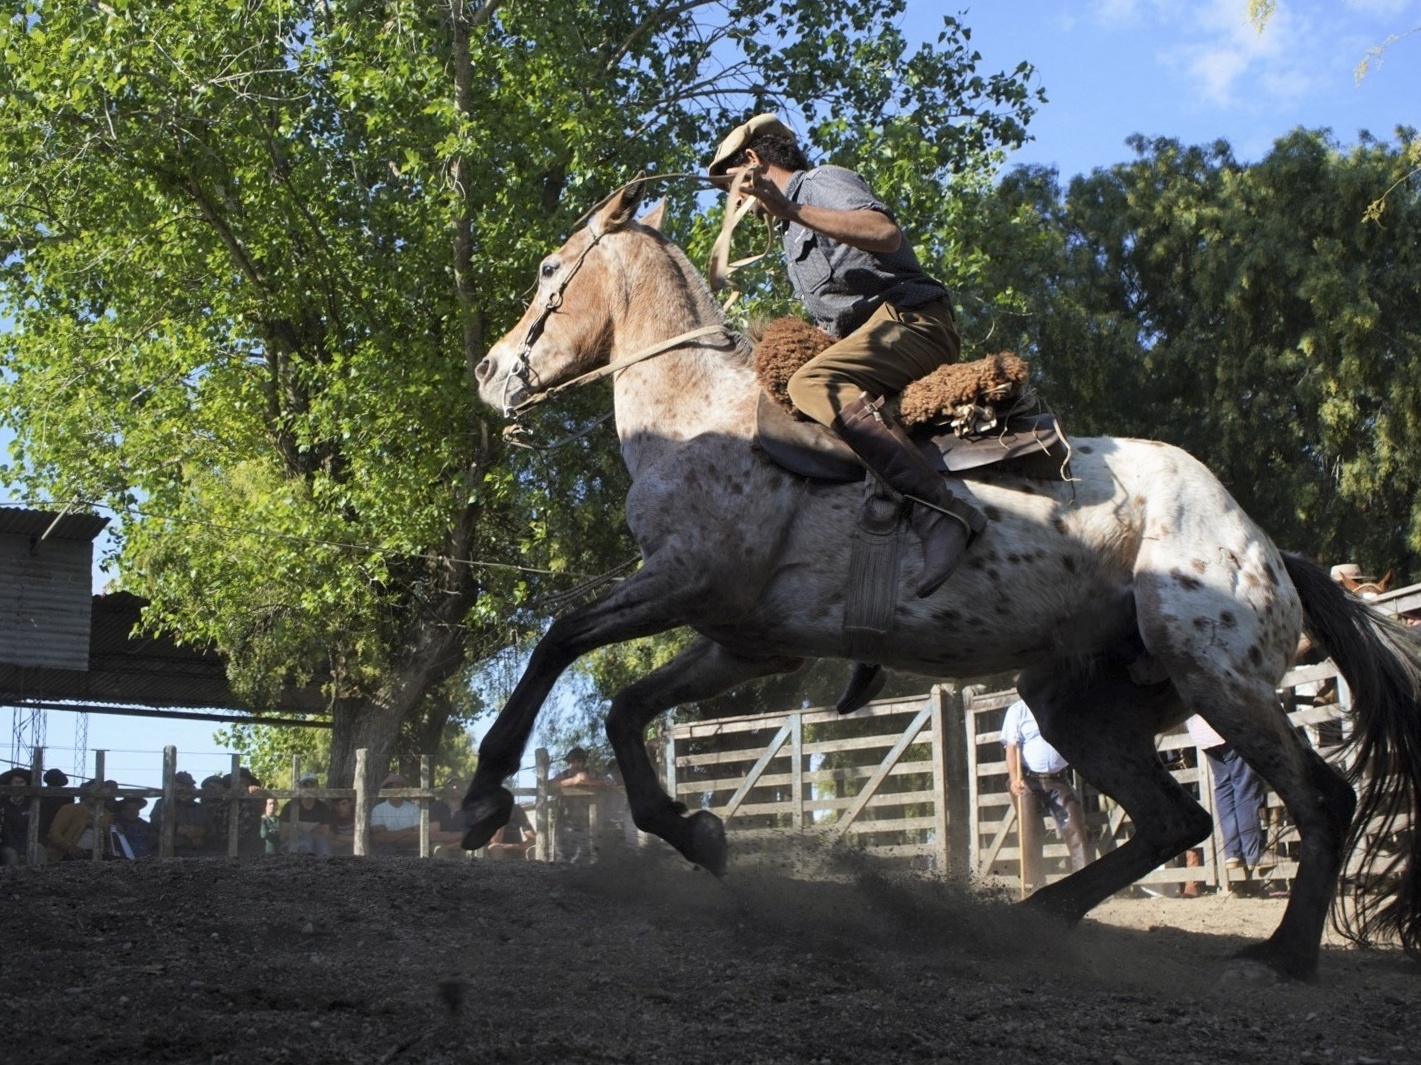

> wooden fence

[{"left": 665, "top": 660, "right": 1392, "bottom": 895}]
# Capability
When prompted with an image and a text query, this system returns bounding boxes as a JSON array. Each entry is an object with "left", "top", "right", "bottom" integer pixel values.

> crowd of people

[{"left": 0, "top": 765, "right": 544, "bottom": 864}]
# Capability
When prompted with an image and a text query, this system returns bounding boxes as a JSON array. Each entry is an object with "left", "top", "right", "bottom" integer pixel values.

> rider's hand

[{"left": 731, "top": 164, "right": 794, "bottom": 222}]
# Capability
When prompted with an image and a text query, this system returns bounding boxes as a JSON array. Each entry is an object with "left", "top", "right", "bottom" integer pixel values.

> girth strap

[{"left": 842, "top": 480, "right": 905, "bottom": 660}]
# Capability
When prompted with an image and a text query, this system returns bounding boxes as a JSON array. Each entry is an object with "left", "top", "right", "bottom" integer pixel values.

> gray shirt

[{"left": 781, "top": 166, "right": 949, "bottom": 338}]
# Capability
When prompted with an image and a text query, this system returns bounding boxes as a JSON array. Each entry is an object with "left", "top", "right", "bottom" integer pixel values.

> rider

[{"left": 709, "top": 113, "right": 986, "bottom": 598}]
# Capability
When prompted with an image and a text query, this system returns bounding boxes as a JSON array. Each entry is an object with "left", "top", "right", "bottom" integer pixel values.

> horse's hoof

[
  {"left": 1218, "top": 958, "right": 1283, "bottom": 987},
  {"left": 685, "top": 810, "right": 728, "bottom": 876},
  {"left": 460, "top": 787, "right": 514, "bottom": 851}
]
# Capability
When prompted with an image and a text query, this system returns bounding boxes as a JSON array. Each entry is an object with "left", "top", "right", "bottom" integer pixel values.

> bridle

[{"left": 495, "top": 170, "right": 770, "bottom": 447}]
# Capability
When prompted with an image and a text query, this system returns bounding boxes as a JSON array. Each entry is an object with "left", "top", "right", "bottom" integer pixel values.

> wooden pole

[
  {"left": 227, "top": 754, "right": 241, "bottom": 857},
  {"left": 353, "top": 749, "right": 368, "bottom": 857},
  {"left": 159, "top": 746, "right": 177, "bottom": 859},
  {"left": 91, "top": 750, "right": 107, "bottom": 862},
  {"left": 419, "top": 754, "right": 431, "bottom": 858},
  {"left": 535, "top": 747, "right": 550, "bottom": 862},
  {"left": 1009, "top": 742, "right": 1027, "bottom": 900},
  {"left": 26, "top": 747, "right": 44, "bottom": 865}
]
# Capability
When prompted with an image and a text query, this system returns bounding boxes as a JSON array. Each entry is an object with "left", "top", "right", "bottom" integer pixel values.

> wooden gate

[{"left": 663, "top": 687, "right": 971, "bottom": 874}]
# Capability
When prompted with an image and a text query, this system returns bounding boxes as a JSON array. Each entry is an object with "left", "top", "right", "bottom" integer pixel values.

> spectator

[
  {"left": 197, "top": 774, "right": 228, "bottom": 854},
  {"left": 328, "top": 796, "right": 356, "bottom": 856},
  {"left": 1001, "top": 698, "right": 1090, "bottom": 894},
  {"left": 260, "top": 797, "right": 282, "bottom": 855},
  {"left": 278, "top": 772, "right": 332, "bottom": 857},
  {"left": 47, "top": 780, "right": 113, "bottom": 862},
  {"left": 1185, "top": 714, "right": 1282, "bottom": 896},
  {"left": 110, "top": 797, "right": 156, "bottom": 859},
  {"left": 214, "top": 768, "right": 266, "bottom": 857},
  {"left": 0, "top": 768, "right": 32, "bottom": 866},
  {"left": 38, "top": 768, "right": 73, "bottom": 846},
  {"left": 428, "top": 777, "right": 470, "bottom": 858},
  {"left": 551, "top": 748, "right": 612, "bottom": 864},
  {"left": 369, "top": 773, "right": 422, "bottom": 856},
  {"left": 486, "top": 803, "right": 537, "bottom": 861},
  {"left": 151, "top": 772, "right": 209, "bottom": 855}
]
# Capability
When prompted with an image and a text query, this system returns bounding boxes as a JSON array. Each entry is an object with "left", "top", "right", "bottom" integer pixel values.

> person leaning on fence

[
  {"left": 38, "top": 768, "right": 73, "bottom": 849},
  {"left": 369, "top": 774, "right": 422, "bottom": 856},
  {"left": 429, "top": 777, "right": 472, "bottom": 858},
  {"left": 108, "top": 796, "right": 156, "bottom": 860},
  {"left": 486, "top": 803, "right": 537, "bottom": 861},
  {"left": 1184, "top": 714, "right": 1282, "bottom": 896},
  {"left": 47, "top": 780, "right": 113, "bottom": 862},
  {"left": 152, "top": 771, "right": 209, "bottom": 855},
  {"left": 328, "top": 796, "right": 356, "bottom": 855},
  {"left": 1001, "top": 698, "right": 1090, "bottom": 892},
  {"left": 551, "top": 748, "right": 611, "bottom": 864},
  {"left": 216, "top": 768, "right": 268, "bottom": 857},
  {"left": 279, "top": 772, "right": 333, "bottom": 857},
  {"left": 0, "top": 768, "right": 32, "bottom": 866}
]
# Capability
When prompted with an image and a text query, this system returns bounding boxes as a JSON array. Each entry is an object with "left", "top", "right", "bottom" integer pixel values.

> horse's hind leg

[
  {"left": 1015, "top": 667, "right": 1210, "bottom": 924},
  {"left": 605, "top": 636, "right": 802, "bottom": 875},
  {"left": 1201, "top": 704, "right": 1355, "bottom": 981}
]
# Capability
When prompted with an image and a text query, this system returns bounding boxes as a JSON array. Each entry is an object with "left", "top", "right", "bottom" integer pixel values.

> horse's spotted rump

[{"left": 1191, "top": 558, "right": 1207, "bottom": 573}]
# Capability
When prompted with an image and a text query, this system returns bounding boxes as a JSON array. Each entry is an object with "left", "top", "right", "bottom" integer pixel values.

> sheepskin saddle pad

[{"left": 750, "top": 316, "right": 1069, "bottom": 483}]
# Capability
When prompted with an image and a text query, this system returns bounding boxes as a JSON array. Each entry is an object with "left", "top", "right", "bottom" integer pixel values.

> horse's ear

[
  {"left": 598, "top": 174, "right": 648, "bottom": 231},
  {"left": 1379, "top": 570, "right": 1395, "bottom": 592},
  {"left": 639, "top": 198, "right": 668, "bottom": 232}
]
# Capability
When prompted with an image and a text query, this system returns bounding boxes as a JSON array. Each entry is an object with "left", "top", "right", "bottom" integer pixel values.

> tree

[{"left": 1, "top": 2, "right": 1043, "bottom": 784}]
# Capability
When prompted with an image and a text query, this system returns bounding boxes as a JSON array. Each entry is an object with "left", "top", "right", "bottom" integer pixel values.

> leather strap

[{"left": 842, "top": 481, "right": 904, "bottom": 660}]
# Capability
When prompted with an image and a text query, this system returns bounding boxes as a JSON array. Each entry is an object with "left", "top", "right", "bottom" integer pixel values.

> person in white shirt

[
  {"left": 370, "top": 773, "right": 422, "bottom": 856},
  {"left": 1001, "top": 698, "right": 1090, "bottom": 892}
]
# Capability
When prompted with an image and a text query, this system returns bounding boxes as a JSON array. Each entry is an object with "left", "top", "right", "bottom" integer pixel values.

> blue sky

[
  {"left": 5, "top": 0, "right": 1418, "bottom": 788},
  {"left": 918, "top": 0, "right": 1419, "bottom": 178}
]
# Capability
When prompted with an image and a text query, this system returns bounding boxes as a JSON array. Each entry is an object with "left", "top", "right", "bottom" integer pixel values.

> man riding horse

[{"left": 709, "top": 114, "right": 986, "bottom": 599}]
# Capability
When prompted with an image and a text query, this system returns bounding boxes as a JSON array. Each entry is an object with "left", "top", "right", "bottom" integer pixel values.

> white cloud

[{"left": 1150, "top": 0, "right": 1322, "bottom": 107}]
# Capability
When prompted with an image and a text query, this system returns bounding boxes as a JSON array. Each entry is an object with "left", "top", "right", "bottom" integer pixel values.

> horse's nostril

[{"left": 475, "top": 358, "right": 491, "bottom": 381}]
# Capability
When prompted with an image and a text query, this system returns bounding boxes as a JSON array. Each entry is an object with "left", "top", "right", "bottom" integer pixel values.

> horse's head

[{"left": 476, "top": 181, "right": 666, "bottom": 415}]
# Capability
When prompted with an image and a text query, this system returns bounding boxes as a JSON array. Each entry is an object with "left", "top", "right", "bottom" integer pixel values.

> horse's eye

[{"left": 540, "top": 260, "right": 558, "bottom": 280}]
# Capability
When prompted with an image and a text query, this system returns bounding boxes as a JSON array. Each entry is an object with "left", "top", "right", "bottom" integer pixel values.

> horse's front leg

[
  {"left": 460, "top": 563, "right": 714, "bottom": 851},
  {"left": 605, "top": 637, "right": 802, "bottom": 875}
]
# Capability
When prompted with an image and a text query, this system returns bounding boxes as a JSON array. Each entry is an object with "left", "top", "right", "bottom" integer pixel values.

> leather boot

[
  {"left": 833, "top": 393, "right": 987, "bottom": 597},
  {"left": 1061, "top": 812, "right": 1091, "bottom": 872}
]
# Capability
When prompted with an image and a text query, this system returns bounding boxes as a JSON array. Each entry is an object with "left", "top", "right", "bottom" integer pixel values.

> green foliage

[{"left": 0, "top": 1, "right": 1043, "bottom": 770}]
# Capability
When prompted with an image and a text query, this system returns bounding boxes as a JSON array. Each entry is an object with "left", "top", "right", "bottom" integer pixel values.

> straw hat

[{"left": 708, "top": 113, "right": 798, "bottom": 177}]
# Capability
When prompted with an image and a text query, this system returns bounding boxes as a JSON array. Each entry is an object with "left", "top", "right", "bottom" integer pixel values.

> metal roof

[{"left": 0, "top": 506, "right": 109, "bottom": 543}]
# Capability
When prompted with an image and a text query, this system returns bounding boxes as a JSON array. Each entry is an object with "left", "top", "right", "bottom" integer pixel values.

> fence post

[
  {"left": 159, "top": 746, "right": 177, "bottom": 859},
  {"left": 25, "top": 747, "right": 44, "bottom": 865},
  {"left": 90, "top": 751, "right": 108, "bottom": 862},
  {"left": 353, "top": 749, "right": 369, "bottom": 857},
  {"left": 535, "top": 747, "right": 550, "bottom": 862},
  {"left": 419, "top": 754, "right": 431, "bottom": 858},
  {"left": 791, "top": 711, "right": 804, "bottom": 831},
  {"left": 934, "top": 685, "right": 972, "bottom": 879},
  {"left": 225, "top": 754, "right": 242, "bottom": 857}
]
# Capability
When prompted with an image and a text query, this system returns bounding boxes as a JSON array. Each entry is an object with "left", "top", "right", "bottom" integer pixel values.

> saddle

[{"left": 752, "top": 391, "right": 1070, "bottom": 483}]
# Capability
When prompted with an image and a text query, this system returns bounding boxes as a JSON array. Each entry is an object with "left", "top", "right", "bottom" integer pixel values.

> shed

[{"left": 0, "top": 506, "right": 109, "bottom": 670}]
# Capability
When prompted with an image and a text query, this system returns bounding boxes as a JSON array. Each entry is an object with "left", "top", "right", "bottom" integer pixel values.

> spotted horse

[{"left": 462, "top": 182, "right": 1421, "bottom": 982}]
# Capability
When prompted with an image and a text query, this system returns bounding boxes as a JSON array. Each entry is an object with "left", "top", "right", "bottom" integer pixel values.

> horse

[{"left": 461, "top": 180, "right": 1421, "bottom": 982}]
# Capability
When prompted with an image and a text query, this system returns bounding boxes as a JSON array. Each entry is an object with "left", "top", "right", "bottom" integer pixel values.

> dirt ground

[{"left": 3, "top": 844, "right": 1419, "bottom": 1065}]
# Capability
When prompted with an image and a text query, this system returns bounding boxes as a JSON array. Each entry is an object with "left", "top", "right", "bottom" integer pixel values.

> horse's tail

[{"left": 1284, "top": 552, "right": 1421, "bottom": 956}]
